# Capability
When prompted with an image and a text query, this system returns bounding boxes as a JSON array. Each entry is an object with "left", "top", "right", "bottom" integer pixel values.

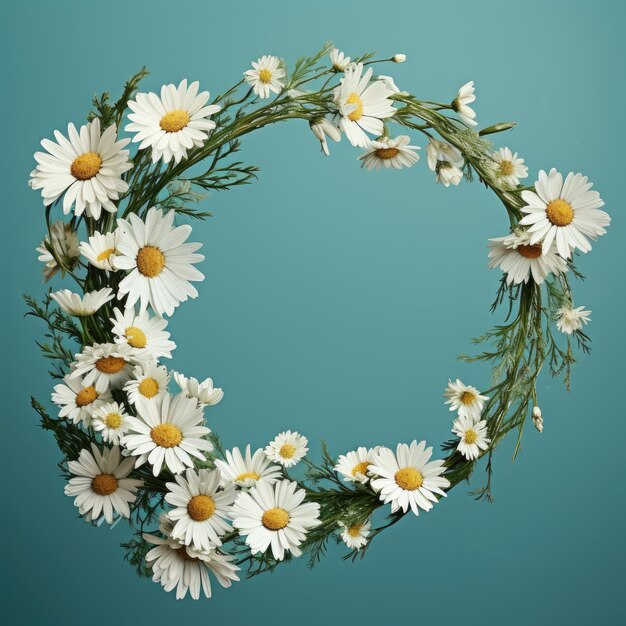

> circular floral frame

[{"left": 27, "top": 45, "right": 610, "bottom": 600}]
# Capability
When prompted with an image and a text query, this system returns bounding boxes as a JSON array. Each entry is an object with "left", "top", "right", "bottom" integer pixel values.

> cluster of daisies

[
  {"left": 30, "top": 47, "right": 610, "bottom": 328},
  {"left": 486, "top": 164, "right": 610, "bottom": 335},
  {"left": 29, "top": 46, "right": 610, "bottom": 600}
]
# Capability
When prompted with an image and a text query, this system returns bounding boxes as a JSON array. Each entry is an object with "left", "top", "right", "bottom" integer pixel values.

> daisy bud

[
  {"left": 392, "top": 54, "right": 406, "bottom": 63},
  {"left": 479, "top": 122, "right": 516, "bottom": 136},
  {"left": 532, "top": 406, "right": 543, "bottom": 433}
]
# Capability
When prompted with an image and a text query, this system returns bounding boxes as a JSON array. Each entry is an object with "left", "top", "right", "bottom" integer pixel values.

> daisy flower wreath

[{"left": 26, "top": 44, "right": 610, "bottom": 601}]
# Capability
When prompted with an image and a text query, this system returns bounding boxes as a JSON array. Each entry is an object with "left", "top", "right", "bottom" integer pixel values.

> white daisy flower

[
  {"left": 452, "top": 81, "right": 477, "bottom": 126},
  {"left": 444, "top": 379, "right": 489, "bottom": 420},
  {"left": 29, "top": 119, "right": 132, "bottom": 219},
  {"left": 144, "top": 515, "right": 239, "bottom": 600},
  {"left": 519, "top": 168, "right": 610, "bottom": 258},
  {"left": 126, "top": 79, "right": 220, "bottom": 164},
  {"left": 172, "top": 371, "right": 223, "bottom": 407},
  {"left": 488, "top": 230, "right": 568, "bottom": 285},
  {"left": 334, "top": 63, "right": 396, "bottom": 148},
  {"left": 358, "top": 135, "right": 420, "bottom": 170},
  {"left": 309, "top": 118, "right": 341, "bottom": 156},
  {"left": 426, "top": 138, "right": 464, "bottom": 186},
  {"left": 435, "top": 161, "right": 464, "bottom": 187},
  {"left": 426, "top": 138, "right": 463, "bottom": 171},
  {"left": 334, "top": 447, "right": 375, "bottom": 484},
  {"left": 79, "top": 228, "right": 122, "bottom": 271},
  {"left": 264, "top": 431, "right": 308, "bottom": 468},
  {"left": 110, "top": 306, "right": 176, "bottom": 360},
  {"left": 122, "top": 392, "right": 213, "bottom": 476},
  {"left": 64, "top": 444, "right": 142, "bottom": 524},
  {"left": 51, "top": 374, "right": 113, "bottom": 425},
  {"left": 124, "top": 360, "right": 170, "bottom": 405},
  {"left": 91, "top": 401, "right": 131, "bottom": 445},
  {"left": 36, "top": 221, "right": 80, "bottom": 282},
  {"left": 369, "top": 440, "right": 450, "bottom": 515},
  {"left": 452, "top": 414, "right": 490, "bottom": 460},
  {"left": 114, "top": 207, "right": 205, "bottom": 317},
  {"left": 338, "top": 519, "right": 371, "bottom": 551},
  {"left": 244, "top": 55, "right": 286, "bottom": 99},
  {"left": 165, "top": 468, "right": 236, "bottom": 551},
  {"left": 488, "top": 147, "right": 528, "bottom": 188},
  {"left": 70, "top": 342, "right": 137, "bottom": 392},
  {"left": 214, "top": 445, "right": 282, "bottom": 489},
  {"left": 392, "top": 53, "right": 406, "bottom": 63},
  {"left": 232, "top": 479, "right": 321, "bottom": 561},
  {"left": 51, "top": 288, "right": 113, "bottom": 317},
  {"left": 556, "top": 305, "right": 591, "bottom": 335},
  {"left": 330, "top": 48, "right": 351, "bottom": 71}
]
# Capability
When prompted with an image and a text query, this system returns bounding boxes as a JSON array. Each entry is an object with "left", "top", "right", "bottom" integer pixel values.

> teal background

[{"left": 2, "top": 0, "right": 624, "bottom": 623}]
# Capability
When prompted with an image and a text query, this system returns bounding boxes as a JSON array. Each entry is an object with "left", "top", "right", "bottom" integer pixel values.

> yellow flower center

[
  {"left": 235, "top": 472, "right": 261, "bottom": 482},
  {"left": 104, "top": 412, "right": 123, "bottom": 429},
  {"left": 374, "top": 147, "right": 400, "bottom": 160},
  {"left": 279, "top": 443, "right": 296, "bottom": 459},
  {"left": 139, "top": 377, "right": 160, "bottom": 399},
  {"left": 497, "top": 160, "right": 514, "bottom": 176},
  {"left": 258, "top": 68, "right": 273, "bottom": 83},
  {"left": 159, "top": 109, "right": 190, "bottom": 133},
  {"left": 136, "top": 245, "right": 166, "bottom": 277},
  {"left": 347, "top": 524, "right": 363, "bottom": 538},
  {"left": 546, "top": 199, "right": 574, "bottom": 227},
  {"left": 351, "top": 461, "right": 370, "bottom": 477},
  {"left": 91, "top": 473, "right": 118, "bottom": 496},
  {"left": 71, "top": 152, "right": 102, "bottom": 180},
  {"left": 460, "top": 391, "right": 475, "bottom": 405},
  {"left": 95, "top": 356, "right": 127, "bottom": 374},
  {"left": 75, "top": 385, "right": 98, "bottom": 407},
  {"left": 517, "top": 244, "right": 543, "bottom": 259},
  {"left": 262, "top": 507, "right": 290, "bottom": 530},
  {"left": 394, "top": 467, "right": 424, "bottom": 491},
  {"left": 187, "top": 495, "right": 216, "bottom": 521},
  {"left": 125, "top": 326, "right": 147, "bottom": 349},
  {"left": 464, "top": 429, "right": 478, "bottom": 444},
  {"left": 96, "top": 248, "right": 115, "bottom": 262},
  {"left": 346, "top": 92, "right": 363, "bottom": 122},
  {"left": 150, "top": 423, "right": 182, "bottom": 448}
]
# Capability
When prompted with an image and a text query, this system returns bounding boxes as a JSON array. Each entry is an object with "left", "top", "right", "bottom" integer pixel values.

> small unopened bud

[
  {"left": 532, "top": 406, "right": 543, "bottom": 433},
  {"left": 392, "top": 54, "right": 406, "bottom": 63},
  {"left": 478, "top": 122, "right": 516, "bottom": 136}
]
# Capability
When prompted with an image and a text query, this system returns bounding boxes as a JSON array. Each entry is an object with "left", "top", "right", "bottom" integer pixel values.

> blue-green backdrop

[{"left": 2, "top": 0, "right": 624, "bottom": 623}]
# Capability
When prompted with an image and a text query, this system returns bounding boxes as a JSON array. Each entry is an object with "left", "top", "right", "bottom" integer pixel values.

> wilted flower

[
  {"left": 309, "top": 118, "right": 341, "bottom": 155},
  {"left": 36, "top": 221, "right": 80, "bottom": 281}
]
